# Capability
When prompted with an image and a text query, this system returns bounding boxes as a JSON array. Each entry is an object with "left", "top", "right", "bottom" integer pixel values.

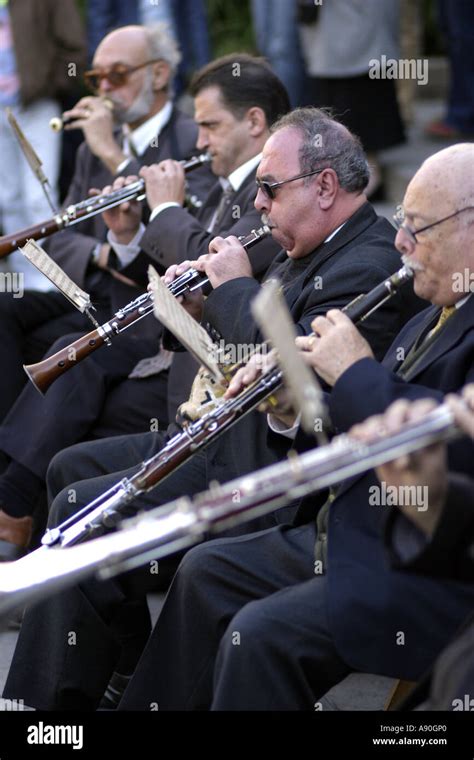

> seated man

[
  {"left": 3, "top": 107, "right": 424, "bottom": 710},
  {"left": 351, "top": 386, "right": 474, "bottom": 711},
  {"left": 0, "top": 23, "right": 210, "bottom": 421},
  {"left": 0, "top": 52, "right": 285, "bottom": 558},
  {"left": 98, "top": 142, "right": 474, "bottom": 710}
]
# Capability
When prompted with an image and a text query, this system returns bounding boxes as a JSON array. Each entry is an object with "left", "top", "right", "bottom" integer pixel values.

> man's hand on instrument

[
  {"left": 162, "top": 261, "right": 204, "bottom": 322},
  {"left": 225, "top": 349, "right": 294, "bottom": 423},
  {"left": 140, "top": 161, "right": 186, "bottom": 210},
  {"left": 446, "top": 383, "right": 474, "bottom": 438},
  {"left": 295, "top": 310, "right": 374, "bottom": 387},
  {"left": 197, "top": 235, "right": 253, "bottom": 288},
  {"left": 98, "top": 175, "right": 142, "bottom": 244},
  {"left": 349, "top": 397, "right": 448, "bottom": 535},
  {"left": 64, "top": 96, "right": 124, "bottom": 173}
]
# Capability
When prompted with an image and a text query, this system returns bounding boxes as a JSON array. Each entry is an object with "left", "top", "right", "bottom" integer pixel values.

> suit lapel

[
  {"left": 270, "top": 202, "right": 380, "bottom": 313},
  {"left": 335, "top": 296, "right": 474, "bottom": 499},
  {"left": 399, "top": 296, "right": 474, "bottom": 382},
  {"left": 384, "top": 305, "right": 438, "bottom": 372},
  {"left": 301, "top": 202, "right": 379, "bottom": 287}
]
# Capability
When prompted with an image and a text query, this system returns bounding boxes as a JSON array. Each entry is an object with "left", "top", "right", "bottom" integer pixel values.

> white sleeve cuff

[
  {"left": 116, "top": 157, "right": 132, "bottom": 175},
  {"left": 267, "top": 413, "right": 301, "bottom": 440},
  {"left": 107, "top": 223, "right": 146, "bottom": 268},
  {"left": 149, "top": 202, "right": 181, "bottom": 222}
]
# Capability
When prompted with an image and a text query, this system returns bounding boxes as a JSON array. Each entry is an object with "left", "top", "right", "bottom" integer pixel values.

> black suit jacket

[
  {"left": 129, "top": 166, "right": 278, "bottom": 282},
  {"left": 314, "top": 295, "right": 474, "bottom": 679},
  {"left": 385, "top": 473, "right": 474, "bottom": 583},
  {"left": 44, "top": 106, "right": 214, "bottom": 293},
  {"left": 130, "top": 166, "right": 283, "bottom": 416},
  {"left": 200, "top": 202, "right": 425, "bottom": 483}
]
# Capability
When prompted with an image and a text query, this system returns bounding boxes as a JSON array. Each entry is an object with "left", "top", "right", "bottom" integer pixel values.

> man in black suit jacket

[
  {"left": 3, "top": 107, "right": 423, "bottom": 710},
  {"left": 350, "top": 387, "right": 474, "bottom": 711},
  {"left": 102, "top": 142, "right": 474, "bottom": 711},
  {"left": 0, "top": 24, "right": 210, "bottom": 421},
  {"left": 0, "top": 25, "right": 217, "bottom": 556}
]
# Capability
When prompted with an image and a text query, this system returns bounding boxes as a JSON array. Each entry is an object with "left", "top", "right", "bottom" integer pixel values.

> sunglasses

[
  {"left": 256, "top": 168, "right": 327, "bottom": 200},
  {"left": 84, "top": 59, "right": 162, "bottom": 92}
]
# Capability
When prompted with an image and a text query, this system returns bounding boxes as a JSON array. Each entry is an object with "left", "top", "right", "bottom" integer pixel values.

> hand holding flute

[
  {"left": 348, "top": 384, "right": 474, "bottom": 536},
  {"left": 160, "top": 234, "right": 255, "bottom": 324},
  {"left": 102, "top": 160, "right": 192, "bottom": 245}
]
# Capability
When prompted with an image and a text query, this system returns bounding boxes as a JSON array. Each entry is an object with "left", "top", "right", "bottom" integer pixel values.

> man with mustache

[
  {"left": 3, "top": 107, "right": 425, "bottom": 710},
  {"left": 109, "top": 143, "right": 474, "bottom": 711},
  {"left": 0, "top": 24, "right": 215, "bottom": 558}
]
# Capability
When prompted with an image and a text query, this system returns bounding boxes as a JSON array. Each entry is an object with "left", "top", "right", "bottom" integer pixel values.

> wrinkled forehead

[
  {"left": 93, "top": 31, "right": 148, "bottom": 68},
  {"left": 259, "top": 128, "right": 302, "bottom": 178},
  {"left": 403, "top": 164, "right": 451, "bottom": 221}
]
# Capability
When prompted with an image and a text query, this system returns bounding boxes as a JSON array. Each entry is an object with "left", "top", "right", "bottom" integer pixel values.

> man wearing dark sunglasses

[{"left": 2, "top": 106, "right": 426, "bottom": 711}]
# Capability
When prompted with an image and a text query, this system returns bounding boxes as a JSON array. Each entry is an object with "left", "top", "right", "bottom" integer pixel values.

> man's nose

[
  {"left": 99, "top": 77, "right": 113, "bottom": 95},
  {"left": 254, "top": 186, "right": 270, "bottom": 213},
  {"left": 196, "top": 128, "right": 209, "bottom": 152},
  {"left": 395, "top": 227, "right": 414, "bottom": 256}
]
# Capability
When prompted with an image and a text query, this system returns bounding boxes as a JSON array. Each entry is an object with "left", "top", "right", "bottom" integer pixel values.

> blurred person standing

[
  {"left": 141, "top": 0, "right": 210, "bottom": 97},
  {"left": 87, "top": 0, "right": 139, "bottom": 64},
  {"left": 426, "top": 0, "right": 474, "bottom": 139},
  {"left": 251, "top": 0, "right": 307, "bottom": 107},
  {"left": 299, "top": 0, "right": 405, "bottom": 198},
  {"left": 0, "top": 0, "right": 86, "bottom": 290}
]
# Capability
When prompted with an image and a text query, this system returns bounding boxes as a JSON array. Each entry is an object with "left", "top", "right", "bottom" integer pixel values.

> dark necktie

[
  {"left": 208, "top": 183, "right": 234, "bottom": 233},
  {"left": 397, "top": 306, "right": 456, "bottom": 377}
]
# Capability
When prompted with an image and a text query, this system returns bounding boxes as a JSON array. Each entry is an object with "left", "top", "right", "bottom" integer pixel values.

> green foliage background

[{"left": 206, "top": 0, "right": 255, "bottom": 57}]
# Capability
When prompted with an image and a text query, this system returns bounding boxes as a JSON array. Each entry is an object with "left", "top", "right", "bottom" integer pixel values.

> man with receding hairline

[
  {"left": 0, "top": 23, "right": 214, "bottom": 558},
  {"left": 3, "top": 106, "right": 425, "bottom": 711}
]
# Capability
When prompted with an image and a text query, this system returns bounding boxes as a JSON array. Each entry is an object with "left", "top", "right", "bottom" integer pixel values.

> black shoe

[{"left": 99, "top": 672, "right": 132, "bottom": 710}]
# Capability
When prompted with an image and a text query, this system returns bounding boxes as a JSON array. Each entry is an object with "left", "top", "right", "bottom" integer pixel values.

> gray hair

[
  {"left": 144, "top": 23, "right": 182, "bottom": 81},
  {"left": 271, "top": 107, "right": 370, "bottom": 193}
]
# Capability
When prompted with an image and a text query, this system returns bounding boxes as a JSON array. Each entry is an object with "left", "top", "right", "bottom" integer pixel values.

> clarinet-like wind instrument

[
  {"left": 0, "top": 153, "right": 212, "bottom": 259},
  {"left": 24, "top": 225, "right": 271, "bottom": 394},
  {"left": 30, "top": 264, "right": 414, "bottom": 551}
]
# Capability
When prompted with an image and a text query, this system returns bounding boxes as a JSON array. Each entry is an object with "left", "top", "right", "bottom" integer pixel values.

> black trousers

[
  {"left": 117, "top": 523, "right": 351, "bottom": 711},
  {"left": 0, "top": 330, "right": 169, "bottom": 481},
  {"left": 4, "top": 429, "right": 298, "bottom": 710},
  {"left": 0, "top": 291, "right": 87, "bottom": 420}
]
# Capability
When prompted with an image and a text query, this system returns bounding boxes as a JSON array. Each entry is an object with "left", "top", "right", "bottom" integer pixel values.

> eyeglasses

[
  {"left": 256, "top": 168, "right": 327, "bottom": 200},
  {"left": 84, "top": 59, "right": 162, "bottom": 92},
  {"left": 393, "top": 205, "right": 474, "bottom": 245}
]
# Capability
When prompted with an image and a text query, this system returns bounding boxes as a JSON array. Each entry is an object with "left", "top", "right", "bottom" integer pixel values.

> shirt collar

[
  {"left": 122, "top": 101, "right": 173, "bottom": 157},
  {"left": 222, "top": 153, "right": 262, "bottom": 193},
  {"left": 324, "top": 222, "right": 346, "bottom": 244}
]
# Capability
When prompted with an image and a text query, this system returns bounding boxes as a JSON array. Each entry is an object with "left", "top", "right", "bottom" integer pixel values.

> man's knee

[
  {"left": 175, "top": 539, "right": 231, "bottom": 593},
  {"left": 48, "top": 482, "right": 85, "bottom": 527},
  {"left": 220, "top": 598, "right": 272, "bottom": 654},
  {"left": 47, "top": 445, "right": 81, "bottom": 501}
]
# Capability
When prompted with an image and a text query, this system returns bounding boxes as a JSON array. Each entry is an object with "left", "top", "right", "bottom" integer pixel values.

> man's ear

[
  {"left": 152, "top": 60, "right": 171, "bottom": 92},
  {"left": 246, "top": 106, "right": 267, "bottom": 137},
  {"left": 318, "top": 168, "right": 339, "bottom": 209}
]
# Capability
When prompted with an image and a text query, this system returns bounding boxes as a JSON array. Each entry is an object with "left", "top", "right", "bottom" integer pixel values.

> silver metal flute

[{"left": 0, "top": 399, "right": 462, "bottom": 616}]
